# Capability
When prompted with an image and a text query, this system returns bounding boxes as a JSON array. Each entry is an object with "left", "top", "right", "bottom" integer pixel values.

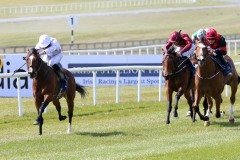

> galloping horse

[
  {"left": 25, "top": 48, "right": 86, "bottom": 135},
  {"left": 193, "top": 42, "right": 239, "bottom": 125},
  {"left": 162, "top": 49, "right": 195, "bottom": 124}
]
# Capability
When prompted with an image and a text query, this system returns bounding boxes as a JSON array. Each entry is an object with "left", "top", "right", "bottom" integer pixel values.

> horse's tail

[{"left": 76, "top": 83, "right": 87, "bottom": 98}]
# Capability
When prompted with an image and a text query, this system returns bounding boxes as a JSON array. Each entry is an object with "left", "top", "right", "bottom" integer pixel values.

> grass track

[{"left": 1, "top": 85, "right": 240, "bottom": 159}]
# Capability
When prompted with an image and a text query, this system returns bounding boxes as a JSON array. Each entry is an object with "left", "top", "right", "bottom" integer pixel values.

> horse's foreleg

[
  {"left": 34, "top": 101, "right": 49, "bottom": 135},
  {"left": 166, "top": 89, "right": 173, "bottom": 124},
  {"left": 192, "top": 91, "right": 204, "bottom": 122},
  {"left": 173, "top": 91, "right": 183, "bottom": 118},
  {"left": 214, "top": 95, "right": 222, "bottom": 118}
]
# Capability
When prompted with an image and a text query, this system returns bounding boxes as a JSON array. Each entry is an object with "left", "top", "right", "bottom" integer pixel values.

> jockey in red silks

[
  {"left": 205, "top": 28, "right": 232, "bottom": 77},
  {"left": 164, "top": 31, "right": 196, "bottom": 78}
]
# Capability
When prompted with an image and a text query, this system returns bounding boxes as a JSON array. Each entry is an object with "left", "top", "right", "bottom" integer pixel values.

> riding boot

[
  {"left": 52, "top": 64, "right": 68, "bottom": 98},
  {"left": 184, "top": 57, "right": 196, "bottom": 78},
  {"left": 218, "top": 56, "right": 232, "bottom": 77}
]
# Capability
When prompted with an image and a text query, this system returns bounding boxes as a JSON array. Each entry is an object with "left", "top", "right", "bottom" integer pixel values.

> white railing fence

[
  {"left": 63, "top": 40, "right": 240, "bottom": 56},
  {"left": 63, "top": 44, "right": 164, "bottom": 55},
  {"left": 0, "top": 0, "right": 197, "bottom": 15},
  {"left": 0, "top": 62, "right": 240, "bottom": 117}
]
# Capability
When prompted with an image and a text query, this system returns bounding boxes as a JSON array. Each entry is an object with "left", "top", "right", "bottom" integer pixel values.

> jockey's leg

[
  {"left": 52, "top": 64, "right": 68, "bottom": 90},
  {"left": 217, "top": 55, "right": 232, "bottom": 76},
  {"left": 183, "top": 57, "right": 196, "bottom": 78}
]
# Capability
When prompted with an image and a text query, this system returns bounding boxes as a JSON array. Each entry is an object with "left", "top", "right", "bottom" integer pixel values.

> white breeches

[
  {"left": 176, "top": 44, "right": 195, "bottom": 57},
  {"left": 41, "top": 53, "right": 63, "bottom": 67}
]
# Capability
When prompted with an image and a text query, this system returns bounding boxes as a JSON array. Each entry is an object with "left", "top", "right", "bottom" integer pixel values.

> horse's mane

[{"left": 29, "top": 47, "right": 38, "bottom": 56}]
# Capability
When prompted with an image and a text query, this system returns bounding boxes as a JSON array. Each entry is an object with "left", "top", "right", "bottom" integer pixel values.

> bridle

[
  {"left": 26, "top": 53, "right": 42, "bottom": 79},
  {"left": 162, "top": 53, "right": 187, "bottom": 80},
  {"left": 195, "top": 43, "right": 221, "bottom": 80}
]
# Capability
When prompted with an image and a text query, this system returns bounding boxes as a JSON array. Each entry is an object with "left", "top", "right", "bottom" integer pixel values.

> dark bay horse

[
  {"left": 193, "top": 43, "right": 239, "bottom": 125},
  {"left": 162, "top": 49, "right": 195, "bottom": 124},
  {"left": 25, "top": 48, "right": 86, "bottom": 135}
]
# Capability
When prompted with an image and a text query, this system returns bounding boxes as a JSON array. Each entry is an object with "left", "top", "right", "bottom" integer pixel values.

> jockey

[
  {"left": 205, "top": 28, "right": 232, "bottom": 77},
  {"left": 35, "top": 34, "right": 67, "bottom": 96},
  {"left": 164, "top": 31, "right": 196, "bottom": 78},
  {"left": 191, "top": 28, "right": 209, "bottom": 45}
]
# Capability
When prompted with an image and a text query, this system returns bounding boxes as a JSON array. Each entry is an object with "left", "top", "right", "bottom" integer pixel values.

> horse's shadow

[
  {"left": 75, "top": 131, "right": 127, "bottom": 137},
  {"left": 75, "top": 106, "right": 150, "bottom": 117},
  {"left": 210, "top": 120, "right": 240, "bottom": 128}
]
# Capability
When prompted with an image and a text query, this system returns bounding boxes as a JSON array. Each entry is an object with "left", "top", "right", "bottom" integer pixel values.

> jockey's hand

[
  {"left": 39, "top": 51, "right": 46, "bottom": 55},
  {"left": 176, "top": 52, "right": 182, "bottom": 57}
]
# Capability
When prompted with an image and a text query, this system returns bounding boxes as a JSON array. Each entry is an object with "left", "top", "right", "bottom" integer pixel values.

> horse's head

[
  {"left": 26, "top": 48, "right": 42, "bottom": 78},
  {"left": 162, "top": 51, "right": 177, "bottom": 80},
  {"left": 195, "top": 42, "right": 208, "bottom": 66}
]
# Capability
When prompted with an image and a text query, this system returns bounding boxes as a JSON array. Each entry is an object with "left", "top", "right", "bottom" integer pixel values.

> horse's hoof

[
  {"left": 166, "top": 120, "right": 170, "bottom": 124},
  {"left": 220, "top": 111, "right": 225, "bottom": 118},
  {"left": 59, "top": 116, "right": 67, "bottom": 121},
  {"left": 186, "top": 111, "right": 191, "bottom": 117},
  {"left": 204, "top": 116, "right": 209, "bottom": 121},
  {"left": 33, "top": 120, "right": 40, "bottom": 125},
  {"left": 215, "top": 113, "right": 221, "bottom": 118},
  {"left": 229, "top": 118, "right": 235, "bottom": 123},
  {"left": 204, "top": 121, "right": 210, "bottom": 126},
  {"left": 173, "top": 113, "right": 178, "bottom": 118}
]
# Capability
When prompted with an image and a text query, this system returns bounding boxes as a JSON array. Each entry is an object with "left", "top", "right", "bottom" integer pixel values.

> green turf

[
  {"left": 0, "top": 0, "right": 239, "bottom": 48},
  {"left": 1, "top": 85, "right": 240, "bottom": 159}
]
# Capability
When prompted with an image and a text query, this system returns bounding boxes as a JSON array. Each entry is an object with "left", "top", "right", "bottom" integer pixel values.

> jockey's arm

[
  {"left": 164, "top": 41, "right": 173, "bottom": 53},
  {"left": 214, "top": 37, "right": 227, "bottom": 56},
  {"left": 179, "top": 38, "right": 192, "bottom": 55}
]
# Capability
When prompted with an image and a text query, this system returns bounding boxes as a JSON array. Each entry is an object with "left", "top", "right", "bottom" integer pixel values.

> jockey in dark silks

[
  {"left": 164, "top": 31, "right": 196, "bottom": 78},
  {"left": 205, "top": 28, "right": 232, "bottom": 77}
]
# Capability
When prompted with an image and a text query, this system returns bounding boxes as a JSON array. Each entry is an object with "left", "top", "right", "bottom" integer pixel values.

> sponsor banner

[{"left": 0, "top": 54, "right": 163, "bottom": 97}]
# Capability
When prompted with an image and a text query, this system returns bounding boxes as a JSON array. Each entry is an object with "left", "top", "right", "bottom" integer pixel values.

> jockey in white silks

[{"left": 35, "top": 34, "right": 67, "bottom": 97}]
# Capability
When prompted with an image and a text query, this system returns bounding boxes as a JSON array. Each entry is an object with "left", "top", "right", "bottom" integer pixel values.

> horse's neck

[
  {"left": 198, "top": 55, "right": 219, "bottom": 75},
  {"left": 37, "top": 61, "right": 50, "bottom": 80}
]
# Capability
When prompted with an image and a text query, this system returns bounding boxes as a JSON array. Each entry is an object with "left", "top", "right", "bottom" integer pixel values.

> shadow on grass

[
  {"left": 210, "top": 120, "right": 240, "bottom": 128},
  {"left": 75, "top": 131, "right": 127, "bottom": 137},
  {"left": 74, "top": 105, "right": 152, "bottom": 117}
]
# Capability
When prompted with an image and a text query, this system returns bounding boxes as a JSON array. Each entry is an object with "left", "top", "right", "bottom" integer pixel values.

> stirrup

[{"left": 56, "top": 88, "right": 64, "bottom": 99}]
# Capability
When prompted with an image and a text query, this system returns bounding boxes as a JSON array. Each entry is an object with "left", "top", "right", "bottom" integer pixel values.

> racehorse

[
  {"left": 162, "top": 48, "right": 195, "bottom": 124},
  {"left": 193, "top": 42, "right": 239, "bottom": 125},
  {"left": 25, "top": 48, "right": 86, "bottom": 135}
]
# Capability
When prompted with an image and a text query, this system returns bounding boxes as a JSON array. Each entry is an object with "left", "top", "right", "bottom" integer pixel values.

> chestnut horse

[
  {"left": 162, "top": 49, "right": 195, "bottom": 124},
  {"left": 25, "top": 48, "right": 86, "bottom": 135},
  {"left": 193, "top": 43, "right": 239, "bottom": 125}
]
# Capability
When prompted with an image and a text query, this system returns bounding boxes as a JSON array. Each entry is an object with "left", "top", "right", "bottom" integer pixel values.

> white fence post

[
  {"left": 92, "top": 71, "right": 97, "bottom": 105},
  {"left": 137, "top": 70, "right": 142, "bottom": 102},
  {"left": 17, "top": 77, "right": 23, "bottom": 117},
  {"left": 116, "top": 70, "right": 120, "bottom": 103}
]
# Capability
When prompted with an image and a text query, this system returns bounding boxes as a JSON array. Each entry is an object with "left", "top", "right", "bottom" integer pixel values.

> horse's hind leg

[
  {"left": 52, "top": 100, "right": 67, "bottom": 121},
  {"left": 173, "top": 91, "right": 183, "bottom": 118},
  {"left": 229, "top": 85, "right": 237, "bottom": 122},
  {"left": 184, "top": 90, "right": 193, "bottom": 118},
  {"left": 66, "top": 99, "right": 74, "bottom": 133}
]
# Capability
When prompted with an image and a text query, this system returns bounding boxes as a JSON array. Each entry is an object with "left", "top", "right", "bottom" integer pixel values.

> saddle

[
  {"left": 210, "top": 55, "right": 232, "bottom": 76},
  {"left": 52, "top": 67, "right": 68, "bottom": 99}
]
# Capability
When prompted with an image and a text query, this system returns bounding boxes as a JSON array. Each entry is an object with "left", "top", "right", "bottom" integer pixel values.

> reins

[
  {"left": 196, "top": 44, "right": 222, "bottom": 80},
  {"left": 163, "top": 53, "right": 188, "bottom": 78},
  {"left": 196, "top": 70, "right": 221, "bottom": 80}
]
